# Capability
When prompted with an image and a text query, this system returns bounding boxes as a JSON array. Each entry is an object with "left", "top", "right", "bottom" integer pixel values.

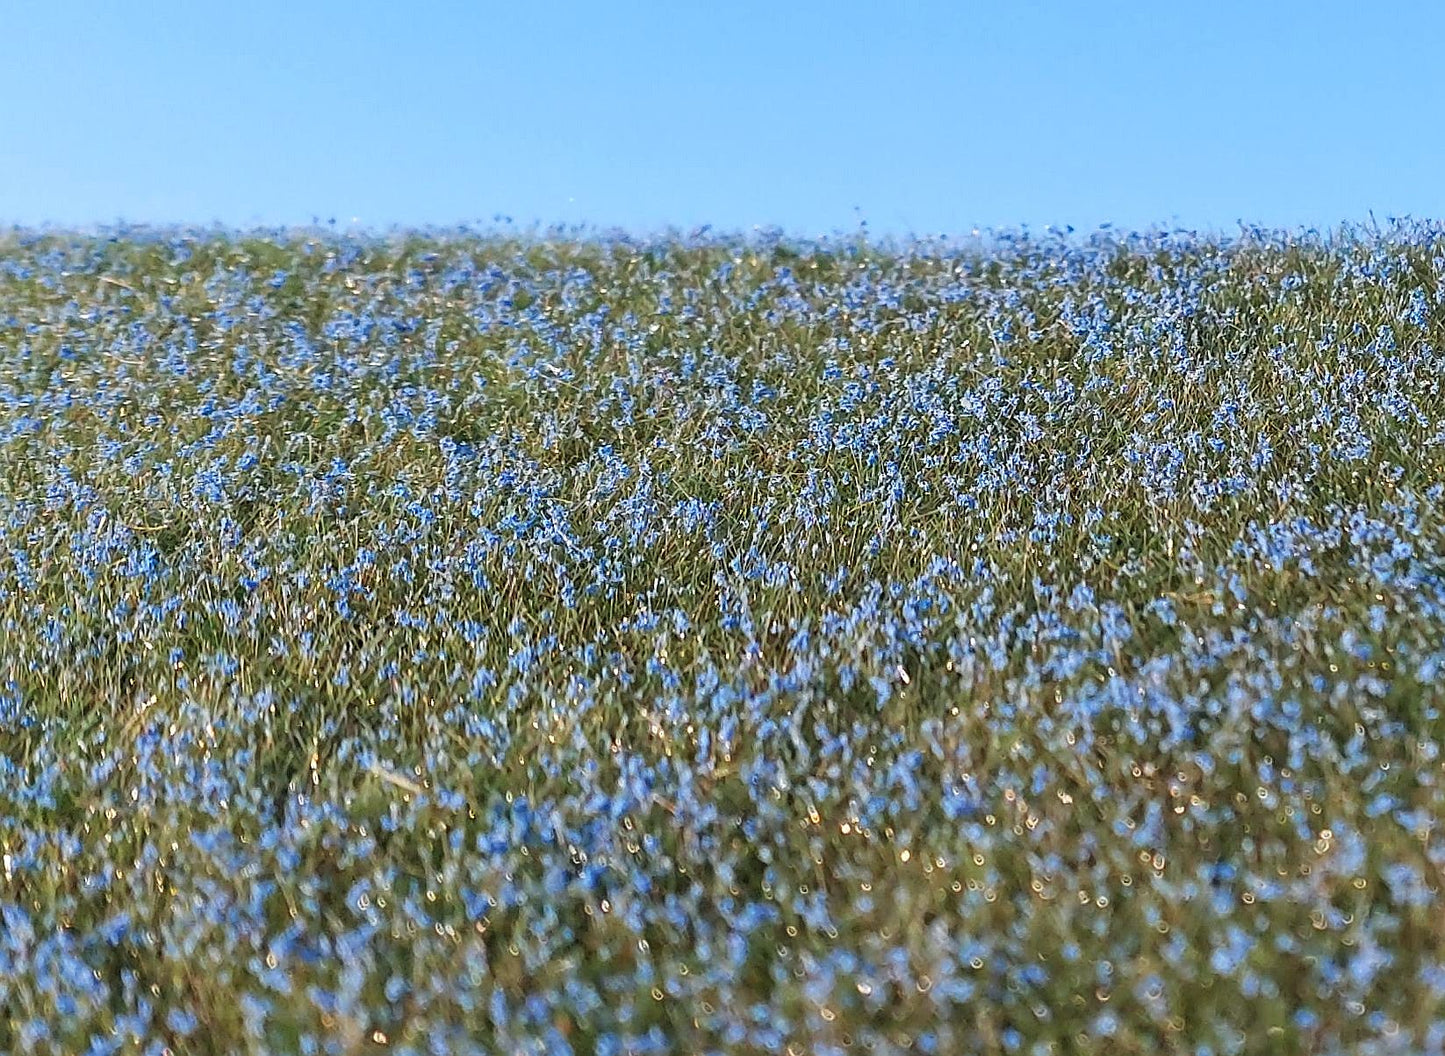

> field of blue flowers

[{"left": 3, "top": 222, "right": 1445, "bottom": 1054}]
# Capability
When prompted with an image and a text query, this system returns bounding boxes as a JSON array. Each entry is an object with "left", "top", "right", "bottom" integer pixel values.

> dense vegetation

[{"left": 3, "top": 223, "right": 1445, "bottom": 1054}]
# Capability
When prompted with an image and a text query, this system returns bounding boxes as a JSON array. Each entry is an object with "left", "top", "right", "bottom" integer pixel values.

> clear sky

[{"left": 3, "top": 1, "right": 1442, "bottom": 237}]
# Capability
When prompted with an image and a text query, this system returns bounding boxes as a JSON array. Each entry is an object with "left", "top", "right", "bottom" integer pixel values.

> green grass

[{"left": 1, "top": 224, "right": 1445, "bottom": 1053}]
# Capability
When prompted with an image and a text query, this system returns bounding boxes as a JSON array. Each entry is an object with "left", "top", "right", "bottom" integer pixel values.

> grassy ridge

[{"left": 3, "top": 225, "right": 1445, "bottom": 1053}]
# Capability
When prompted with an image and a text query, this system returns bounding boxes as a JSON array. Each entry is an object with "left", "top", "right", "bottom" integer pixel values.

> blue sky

[{"left": 3, "top": 1, "right": 1442, "bottom": 236}]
